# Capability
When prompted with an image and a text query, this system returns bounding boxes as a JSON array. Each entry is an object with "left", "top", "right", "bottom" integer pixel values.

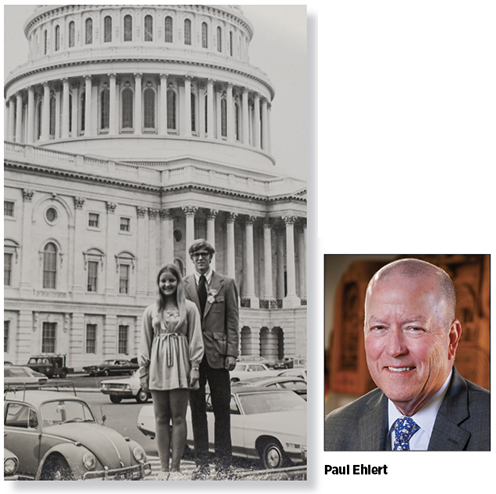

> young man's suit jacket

[
  {"left": 184, "top": 271, "right": 239, "bottom": 368},
  {"left": 324, "top": 367, "right": 490, "bottom": 451}
]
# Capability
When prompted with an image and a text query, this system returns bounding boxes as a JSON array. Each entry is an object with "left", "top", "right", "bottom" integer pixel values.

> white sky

[{"left": 3, "top": 4, "right": 307, "bottom": 180}]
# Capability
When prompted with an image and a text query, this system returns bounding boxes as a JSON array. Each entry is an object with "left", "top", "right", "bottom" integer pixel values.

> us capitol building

[{"left": 4, "top": 5, "right": 307, "bottom": 371}]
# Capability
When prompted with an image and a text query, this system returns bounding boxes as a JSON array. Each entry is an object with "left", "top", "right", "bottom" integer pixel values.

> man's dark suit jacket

[
  {"left": 184, "top": 271, "right": 239, "bottom": 367},
  {"left": 324, "top": 367, "right": 490, "bottom": 451}
]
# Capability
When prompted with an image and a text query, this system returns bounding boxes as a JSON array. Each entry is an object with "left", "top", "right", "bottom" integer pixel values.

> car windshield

[
  {"left": 238, "top": 391, "right": 306, "bottom": 415},
  {"left": 28, "top": 358, "right": 48, "bottom": 364},
  {"left": 40, "top": 400, "right": 95, "bottom": 426}
]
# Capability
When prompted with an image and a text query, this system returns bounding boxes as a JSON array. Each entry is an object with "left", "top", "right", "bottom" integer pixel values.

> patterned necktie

[
  {"left": 393, "top": 417, "right": 420, "bottom": 450},
  {"left": 198, "top": 275, "right": 207, "bottom": 315}
]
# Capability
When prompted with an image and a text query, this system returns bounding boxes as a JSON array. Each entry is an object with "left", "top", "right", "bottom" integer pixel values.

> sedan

[
  {"left": 83, "top": 359, "right": 138, "bottom": 377},
  {"left": 233, "top": 376, "right": 307, "bottom": 400},
  {"left": 4, "top": 389, "right": 151, "bottom": 480},
  {"left": 4, "top": 365, "right": 49, "bottom": 387},
  {"left": 100, "top": 370, "right": 150, "bottom": 404},
  {"left": 229, "top": 362, "right": 279, "bottom": 382},
  {"left": 137, "top": 386, "right": 306, "bottom": 469}
]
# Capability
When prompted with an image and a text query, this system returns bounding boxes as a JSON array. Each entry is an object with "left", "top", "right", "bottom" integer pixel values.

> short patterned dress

[{"left": 138, "top": 300, "right": 203, "bottom": 391}]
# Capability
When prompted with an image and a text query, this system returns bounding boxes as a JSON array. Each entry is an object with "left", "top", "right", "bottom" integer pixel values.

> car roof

[
  {"left": 229, "top": 385, "right": 298, "bottom": 396},
  {"left": 235, "top": 376, "right": 306, "bottom": 385},
  {"left": 4, "top": 390, "right": 83, "bottom": 408}
]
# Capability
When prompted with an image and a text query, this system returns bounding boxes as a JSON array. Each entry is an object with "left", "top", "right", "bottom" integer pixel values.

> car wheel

[
  {"left": 59, "top": 369, "right": 67, "bottom": 378},
  {"left": 136, "top": 389, "right": 149, "bottom": 403},
  {"left": 260, "top": 440, "right": 287, "bottom": 469},
  {"left": 110, "top": 395, "right": 122, "bottom": 404},
  {"left": 40, "top": 455, "right": 73, "bottom": 480}
]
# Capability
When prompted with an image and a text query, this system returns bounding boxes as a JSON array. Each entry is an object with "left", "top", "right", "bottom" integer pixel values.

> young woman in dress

[{"left": 139, "top": 263, "right": 203, "bottom": 480}]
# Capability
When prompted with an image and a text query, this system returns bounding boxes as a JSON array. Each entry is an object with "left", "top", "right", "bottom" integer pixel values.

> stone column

[
  {"left": 206, "top": 209, "right": 218, "bottom": 271},
  {"left": 109, "top": 73, "right": 117, "bottom": 135},
  {"left": 226, "top": 212, "right": 237, "bottom": 278},
  {"left": 242, "top": 88, "right": 249, "bottom": 145},
  {"left": 148, "top": 208, "right": 159, "bottom": 295},
  {"left": 226, "top": 83, "right": 234, "bottom": 142},
  {"left": 253, "top": 92, "right": 261, "bottom": 149},
  {"left": 61, "top": 78, "right": 70, "bottom": 139},
  {"left": 244, "top": 216, "right": 259, "bottom": 306},
  {"left": 160, "top": 209, "right": 174, "bottom": 266},
  {"left": 15, "top": 93, "right": 23, "bottom": 143},
  {"left": 276, "top": 228, "right": 285, "bottom": 300},
  {"left": 6, "top": 99, "right": 14, "bottom": 141},
  {"left": 134, "top": 73, "right": 142, "bottom": 135},
  {"left": 184, "top": 76, "right": 192, "bottom": 138},
  {"left": 84, "top": 75, "right": 92, "bottom": 136},
  {"left": 41, "top": 83, "right": 51, "bottom": 141},
  {"left": 71, "top": 82, "right": 79, "bottom": 137},
  {"left": 54, "top": 88, "right": 61, "bottom": 139},
  {"left": 27, "top": 87, "right": 35, "bottom": 144},
  {"left": 267, "top": 103, "right": 272, "bottom": 154},
  {"left": 136, "top": 206, "right": 148, "bottom": 297},
  {"left": 105, "top": 202, "right": 117, "bottom": 298},
  {"left": 216, "top": 86, "right": 222, "bottom": 139},
  {"left": 282, "top": 216, "right": 300, "bottom": 308},
  {"left": 206, "top": 79, "right": 214, "bottom": 139},
  {"left": 183, "top": 207, "right": 197, "bottom": 275},
  {"left": 297, "top": 221, "right": 307, "bottom": 300},
  {"left": 263, "top": 218, "right": 275, "bottom": 300},
  {"left": 159, "top": 74, "right": 168, "bottom": 135},
  {"left": 261, "top": 97, "right": 269, "bottom": 151},
  {"left": 72, "top": 197, "right": 86, "bottom": 295},
  {"left": 19, "top": 189, "right": 35, "bottom": 297}
]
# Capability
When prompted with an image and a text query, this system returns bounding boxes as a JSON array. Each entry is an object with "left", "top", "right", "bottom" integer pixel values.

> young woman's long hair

[{"left": 156, "top": 263, "right": 186, "bottom": 327}]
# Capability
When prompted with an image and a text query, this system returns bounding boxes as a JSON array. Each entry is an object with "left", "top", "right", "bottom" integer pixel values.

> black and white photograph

[{"left": 4, "top": 4, "right": 307, "bottom": 482}]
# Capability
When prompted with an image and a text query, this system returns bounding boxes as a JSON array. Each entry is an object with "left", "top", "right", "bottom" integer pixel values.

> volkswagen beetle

[{"left": 4, "top": 389, "right": 151, "bottom": 480}]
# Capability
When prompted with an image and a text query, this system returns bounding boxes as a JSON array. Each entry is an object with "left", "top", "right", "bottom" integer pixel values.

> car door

[{"left": 4, "top": 402, "right": 41, "bottom": 477}]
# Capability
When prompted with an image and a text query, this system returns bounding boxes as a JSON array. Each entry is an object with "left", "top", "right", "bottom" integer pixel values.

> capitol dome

[{"left": 4, "top": 4, "right": 306, "bottom": 372}]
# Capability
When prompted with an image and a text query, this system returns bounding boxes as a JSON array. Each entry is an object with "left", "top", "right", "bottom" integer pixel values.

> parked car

[
  {"left": 4, "top": 365, "right": 49, "bottom": 387},
  {"left": 237, "top": 356, "right": 279, "bottom": 368},
  {"left": 234, "top": 376, "right": 307, "bottom": 400},
  {"left": 229, "top": 362, "right": 278, "bottom": 383},
  {"left": 4, "top": 389, "right": 151, "bottom": 480},
  {"left": 4, "top": 448, "right": 19, "bottom": 478},
  {"left": 137, "top": 386, "right": 306, "bottom": 469},
  {"left": 26, "top": 355, "right": 69, "bottom": 378},
  {"left": 100, "top": 370, "right": 150, "bottom": 404},
  {"left": 278, "top": 368, "right": 307, "bottom": 381},
  {"left": 83, "top": 359, "right": 139, "bottom": 377}
]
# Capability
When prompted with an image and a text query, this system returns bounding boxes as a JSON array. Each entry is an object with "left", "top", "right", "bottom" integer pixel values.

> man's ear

[{"left": 448, "top": 319, "right": 462, "bottom": 360}]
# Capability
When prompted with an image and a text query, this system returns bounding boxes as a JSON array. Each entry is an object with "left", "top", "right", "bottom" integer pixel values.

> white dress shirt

[
  {"left": 194, "top": 268, "right": 213, "bottom": 288},
  {"left": 388, "top": 370, "right": 452, "bottom": 450}
]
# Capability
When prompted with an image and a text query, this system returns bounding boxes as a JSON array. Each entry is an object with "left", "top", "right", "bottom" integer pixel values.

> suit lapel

[
  {"left": 203, "top": 272, "right": 224, "bottom": 319},
  {"left": 184, "top": 275, "right": 201, "bottom": 312},
  {"left": 428, "top": 368, "right": 471, "bottom": 450},
  {"left": 358, "top": 390, "right": 389, "bottom": 450}
]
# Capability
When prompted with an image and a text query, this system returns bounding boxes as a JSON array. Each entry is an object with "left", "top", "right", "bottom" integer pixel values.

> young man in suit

[
  {"left": 325, "top": 258, "right": 490, "bottom": 451},
  {"left": 184, "top": 239, "right": 239, "bottom": 479}
]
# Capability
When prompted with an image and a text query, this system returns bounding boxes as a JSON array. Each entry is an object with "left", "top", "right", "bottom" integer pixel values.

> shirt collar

[
  {"left": 388, "top": 369, "right": 453, "bottom": 435},
  {"left": 194, "top": 269, "right": 213, "bottom": 285}
]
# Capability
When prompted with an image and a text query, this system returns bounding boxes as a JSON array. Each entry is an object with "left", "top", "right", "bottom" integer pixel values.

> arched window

[
  {"left": 69, "top": 93, "right": 73, "bottom": 133},
  {"left": 124, "top": 15, "right": 132, "bottom": 41},
  {"left": 166, "top": 89, "right": 176, "bottom": 130},
  {"left": 49, "top": 94, "right": 56, "bottom": 136},
  {"left": 43, "top": 243, "right": 57, "bottom": 289},
  {"left": 221, "top": 98, "right": 227, "bottom": 137},
  {"left": 202, "top": 22, "right": 208, "bottom": 48},
  {"left": 36, "top": 100, "right": 42, "bottom": 140},
  {"left": 121, "top": 87, "right": 133, "bottom": 129},
  {"left": 184, "top": 19, "right": 191, "bottom": 45},
  {"left": 204, "top": 95, "right": 208, "bottom": 134},
  {"left": 104, "top": 16, "right": 112, "bottom": 42},
  {"left": 54, "top": 25, "right": 60, "bottom": 51},
  {"left": 217, "top": 26, "right": 222, "bottom": 52},
  {"left": 85, "top": 18, "right": 93, "bottom": 45},
  {"left": 143, "top": 87, "right": 155, "bottom": 130},
  {"left": 164, "top": 16, "right": 173, "bottom": 43},
  {"left": 69, "top": 21, "right": 75, "bottom": 47},
  {"left": 191, "top": 93, "right": 196, "bottom": 133},
  {"left": 100, "top": 88, "right": 110, "bottom": 131},
  {"left": 144, "top": 15, "right": 153, "bottom": 41}
]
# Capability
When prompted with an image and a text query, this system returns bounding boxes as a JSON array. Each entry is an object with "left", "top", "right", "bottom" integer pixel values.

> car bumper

[
  {"left": 82, "top": 462, "right": 152, "bottom": 480},
  {"left": 100, "top": 389, "right": 134, "bottom": 397}
]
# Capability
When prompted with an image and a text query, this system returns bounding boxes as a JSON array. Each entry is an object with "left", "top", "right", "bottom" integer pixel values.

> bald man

[{"left": 324, "top": 258, "right": 490, "bottom": 451}]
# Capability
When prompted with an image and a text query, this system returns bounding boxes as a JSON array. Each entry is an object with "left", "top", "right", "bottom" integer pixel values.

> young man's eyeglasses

[{"left": 192, "top": 252, "right": 210, "bottom": 259}]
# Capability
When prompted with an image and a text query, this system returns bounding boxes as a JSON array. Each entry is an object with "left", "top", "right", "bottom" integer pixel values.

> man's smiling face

[{"left": 364, "top": 274, "right": 461, "bottom": 416}]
